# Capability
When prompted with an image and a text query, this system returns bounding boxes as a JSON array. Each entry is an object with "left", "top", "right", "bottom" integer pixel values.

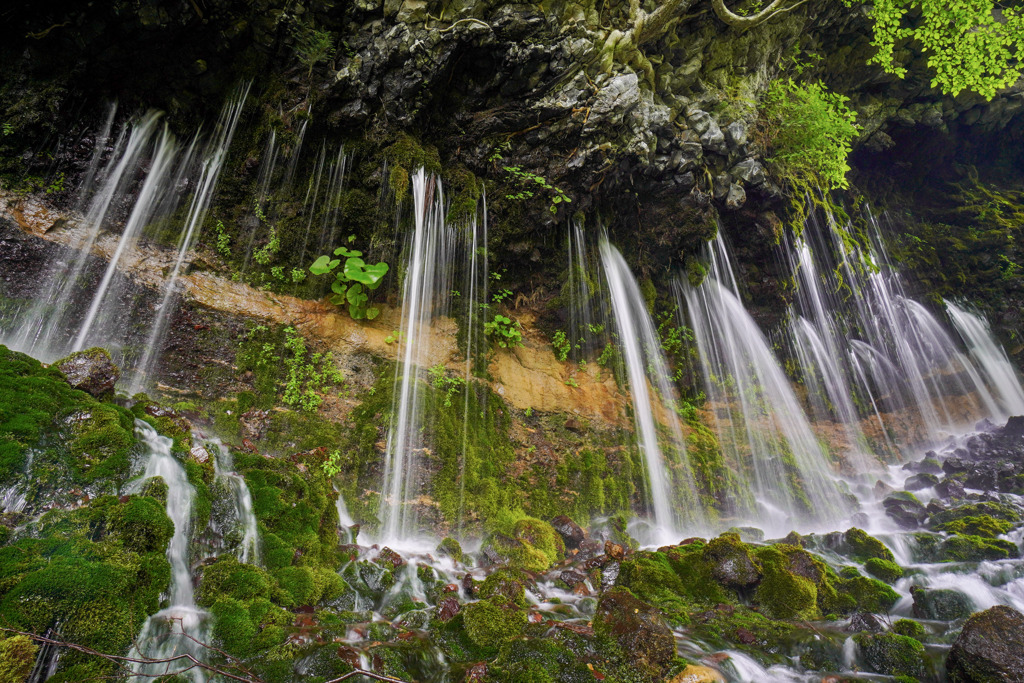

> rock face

[
  {"left": 947, "top": 605, "right": 1024, "bottom": 682},
  {"left": 53, "top": 347, "right": 119, "bottom": 397}
]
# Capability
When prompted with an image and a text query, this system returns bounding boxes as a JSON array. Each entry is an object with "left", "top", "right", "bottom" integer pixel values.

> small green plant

[
  {"left": 271, "top": 266, "right": 286, "bottom": 281},
  {"left": 759, "top": 78, "right": 859, "bottom": 190},
  {"left": 293, "top": 24, "right": 336, "bottom": 79},
  {"left": 524, "top": 407, "right": 533, "bottom": 418},
  {"left": 428, "top": 363, "right": 466, "bottom": 407},
  {"left": 490, "top": 142, "right": 572, "bottom": 215},
  {"left": 552, "top": 330, "right": 570, "bottom": 362},
  {"left": 492, "top": 288, "right": 513, "bottom": 305},
  {"left": 213, "top": 219, "right": 232, "bottom": 259},
  {"left": 384, "top": 330, "right": 404, "bottom": 344},
  {"left": 309, "top": 243, "right": 390, "bottom": 320},
  {"left": 322, "top": 449, "right": 343, "bottom": 477},
  {"left": 253, "top": 226, "right": 280, "bottom": 266},
  {"left": 564, "top": 377, "right": 579, "bottom": 388},
  {"left": 484, "top": 314, "right": 523, "bottom": 349},
  {"left": 45, "top": 172, "right": 65, "bottom": 194},
  {"left": 291, "top": 268, "right": 307, "bottom": 284},
  {"left": 281, "top": 327, "right": 345, "bottom": 412},
  {"left": 1, "top": 122, "right": 13, "bottom": 136},
  {"left": 597, "top": 342, "right": 617, "bottom": 368}
]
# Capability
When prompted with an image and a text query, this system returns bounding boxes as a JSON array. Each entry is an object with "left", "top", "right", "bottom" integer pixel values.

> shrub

[{"left": 759, "top": 78, "right": 859, "bottom": 189}]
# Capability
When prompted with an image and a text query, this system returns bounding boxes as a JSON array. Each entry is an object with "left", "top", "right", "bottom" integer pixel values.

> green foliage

[
  {"left": 321, "top": 449, "right": 343, "bottom": 477},
  {"left": 484, "top": 314, "right": 523, "bottom": 349},
  {"left": 552, "top": 330, "right": 570, "bottom": 362},
  {"left": 462, "top": 598, "right": 528, "bottom": 651},
  {"left": 281, "top": 327, "right": 345, "bottom": 412},
  {"left": 428, "top": 364, "right": 466, "bottom": 408},
  {"left": 214, "top": 219, "right": 232, "bottom": 259},
  {"left": 252, "top": 209, "right": 280, "bottom": 266},
  {"left": 864, "top": 557, "right": 904, "bottom": 583},
  {"left": 490, "top": 143, "right": 572, "bottom": 215},
  {"left": 309, "top": 243, "right": 389, "bottom": 320},
  {"left": 760, "top": 78, "right": 859, "bottom": 190},
  {"left": 292, "top": 24, "right": 336, "bottom": 79},
  {"left": 864, "top": 0, "right": 1024, "bottom": 99}
]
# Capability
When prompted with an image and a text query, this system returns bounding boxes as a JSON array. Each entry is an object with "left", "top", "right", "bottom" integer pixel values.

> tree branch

[
  {"left": 711, "top": 0, "right": 812, "bottom": 30},
  {"left": 1, "top": 626, "right": 413, "bottom": 683}
]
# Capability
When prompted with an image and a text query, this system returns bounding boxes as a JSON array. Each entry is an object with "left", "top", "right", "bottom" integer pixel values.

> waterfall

[
  {"left": 3, "top": 111, "right": 166, "bottom": 360},
  {"left": 946, "top": 300, "right": 1024, "bottom": 417},
  {"left": 599, "top": 236, "right": 703, "bottom": 541},
  {"left": 129, "top": 420, "right": 209, "bottom": 682},
  {"left": 210, "top": 440, "right": 262, "bottom": 565},
  {"left": 785, "top": 206, "right": 1003, "bottom": 450},
  {"left": 131, "top": 83, "right": 250, "bottom": 392},
  {"left": 678, "top": 234, "right": 845, "bottom": 530},
  {"left": 378, "top": 169, "right": 457, "bottom": 542}
]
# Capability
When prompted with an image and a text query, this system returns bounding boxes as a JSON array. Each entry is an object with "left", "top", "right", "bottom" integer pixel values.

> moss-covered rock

[
  {"left": 855, "top": 632, "right": 927, "bottom": 678},
  {"left": 934, "top": 514, "right": 1014, "bottom": 539},
  {"left": 0, "top": 634, "right": 38, "bottom": 683},
  {"left": 946, "top": 605, "right": 1024, "bottom": 683},
  {"left": 911, "top": 587, "right": 974, "bottom": 621},
  {"left": 863, "top": 557, "right": 903, "bottom": 584},
  {"left": 703, "top": 533, "right": 762, "bottom": 588},
  {"left": 752, "top": 545, "right": 819, "bottom": 620},
  {"left": 462, "top": 597, "right": 528, "bottom": 652},
  {"left": 53, "top": 347, "right": 119, "bottom": 398},
  {"left": 436, "top": 536, "right": 463, "bottom": 562},
  {"left": 843, "top": 528, "right": 896, "bottom": 562},
  {"left": 479, "top": 568, "right": 528, "bottom": 608},
  {"left": 593, "top": 587, "right": 675, "bottom": 674},
  {"left": 484, "top": 516, "right": 565, "bottom": 572},
  {"left": 892, "top": 618, "right": 926, "bottom": 639},
  {"left": 616, "top": 550, "right": 694, "bottom": 620},
  {"left": 490, "top": 637, "right": 593, "bottom": 682}
]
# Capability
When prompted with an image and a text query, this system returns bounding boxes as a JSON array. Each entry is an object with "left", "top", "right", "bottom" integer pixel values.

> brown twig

[{"left": 1, "top": 626, "right": 413, "bottom": 683}]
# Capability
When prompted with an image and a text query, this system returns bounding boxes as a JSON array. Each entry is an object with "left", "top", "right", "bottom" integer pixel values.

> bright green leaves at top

[
  {"left": 484, "top": 314, "right": 524, "bottom": 348},
  {"left": 308, "top": 242, "right": 389, "bottom": 321},
  {"left": 863, "top": 0, "right": 1024, "bottom": 99},
  {"left": 760, "top": 78, "right": 860, "bottom": 190}
]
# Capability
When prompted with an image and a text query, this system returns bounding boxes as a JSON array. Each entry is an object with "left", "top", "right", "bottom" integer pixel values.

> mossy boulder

[
  {"left": 462, "top": 597, "right": 528, "bottom": 651},
  {"left": 484, "top": 516, "right": 565, "bottom": 572},
  {"left": 941, "top": 534, "right": 1020, "bottom": 562},
  {"left": 840, "top": 575, "right": 900, "bottom": 613},
  {"left": 911, "top": 587, "right": 973, "bottom": 621},
  {"left": 946, "top": 605, "right": 1024, "bottom": 682},
  {"left": 479, "top": 568, "right": 528, "bottom": 608},
  {"left": 616, "top": 551, "right": 693, "bottom": 619},
  {"left": 855, "top": 632, "right": 927, "bottom": 678},
  {"left": 53, "top": 347, "right": 119, "bottom": 398},
  {"left": 752, "top": 545, "right": 819, "bottom": 620},
  {"left": 490, "top": 637, "right": 593, "bottom": 682},
  {"left": 934, "top": 514, "right": 1013, "bottom": 538},
  {"left": 436, "top": 536, "right": 463, "bottom": 562},
  {"left": 863, "top": 557, "right": 903, "bottom": 584},
  {"left": 929, "top": 501, "right": 1021, "bottom": 526},
  {"left": 843, "top": 528, "right": 895, "bottom": 562},
  {"left": 593, "top": 587, "right": 675, "bottom": 674},
  {"left": 892, "top": 618, "right": 926, "bottom": 639},
  {"left": 703, "top": 533, "right": 762, "bottom": 588}
]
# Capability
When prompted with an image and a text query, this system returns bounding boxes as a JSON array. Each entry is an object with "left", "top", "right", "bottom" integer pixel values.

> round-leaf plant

[{"left": 309, "top": 244, "right": 389, "bottom": 320}]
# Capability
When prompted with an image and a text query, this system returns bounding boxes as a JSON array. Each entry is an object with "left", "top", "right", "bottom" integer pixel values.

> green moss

[
  {"left": 479, "top": 568, "right": 528, "bottom": 608},
  {"left": 462, "top": 598, "right": 528, "bottom": 652},
  {"left": 662, "top": 541, "right": 733, "bottom": 605},
  {"left": 484, "top": 516, "right": 565, "bottom": 572},
  {"left": 864, "top": 557, "right": 903, "bottom": 584},
  {"left": 840, "top": 575, "right": 900, "bottom": 613},
  {"left": 844, "top": 527, "right": 895, "bottom": 562},
  {"left": 436, "top": 537, "right": 463, "bottom": 562},
  {"left": 752, "top": 545, "right": 819, "bottom": 620},
  {"left": 892, "top": 619, "right": 926, "bottom": 639},
  {"left": 941, "top": 534, "right": 1020, "bottom": 562},
  {"left": 0, "top": 634, "right": 37, "bottom": 683},
  {"left": 934, "top": 514, "right": 1013, "bottom": 538},
  {"left": 930, "top": 501, "right": 1021, "bottom": 525},
  {"left": 490, "top": 638, "right": 592, "bottom": 683},
  {"left": 617, "top": 551, "right": 693, "bottom": 623},
  {"left": 854, "top": 632, "right": 927, "bottom": 678}
]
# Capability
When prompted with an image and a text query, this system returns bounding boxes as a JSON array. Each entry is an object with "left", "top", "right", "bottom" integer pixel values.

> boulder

[
  {"left": 550, "top": 515, "right": 585, "bottom": 549},
  {"left": 669, "top": 664, "right": 725, "bottom": 682},
  {"left": 904, "top": 472, "right": 939, "bottom": 491},
  {"left": 703, "top": 535, "right": 761, "bottom": 588},
  {"left": 911, "top": 587, "right": 974, "bottom": 621},
  {"left": 53, "top": 347, "right": 119, "bottom": 397},
  {"left": 855, "top": 632, "right": 927, "bottom": 678},
  {"left": 593, "top": 588, "right": 675, "bottom": 673},
  {"left": 947, "top": 605, "right": 1024, "bottom": 682},
  {"left": 883, "top": 493, "right": 927, "bottom": 528}
]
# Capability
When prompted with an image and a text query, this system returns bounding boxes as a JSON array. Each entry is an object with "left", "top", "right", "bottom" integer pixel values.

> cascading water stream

[
  {"left": 378, "top": 169, "right": 456, "bottom": 542},
  {"left": 599, "top": 236, "right": 703, "bottom": 541},
  {"left": 3, "top": 111, "right": 165, "bottom": 359},
  {"left": 946, "top": 300, "right": 1024, "bottom": 417},
  {"left": 210, "top": 439, "right": 262, "bottom": 565},
  {"left": 131, "top": 83, "right": 250, "bottom": 392},
  {"left": 129, "top": 420, "right": 209, "bottom": 682},
  {"left": 678, "top": 233, "right": 845, "bottom": 529}
]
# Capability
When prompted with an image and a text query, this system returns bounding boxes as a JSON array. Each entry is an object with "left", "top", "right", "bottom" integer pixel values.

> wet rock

[
  {"left": 550, "top": 515, "right": 585, "bottom": 549},
  {"left": 847, "top": 611, "right": 885, "bottom": 633},
  {"left": 843, "top": 528, "right": 896, "bottom": 562},
  {"left": 604, "top": 541, "right": 625, "bottom": 560},
  {"left": 855, "top": 632, "right": 927, "bottom": 678},
  {"left": 1004, "top": 415, "right": 1024, "bottom": 437},
  {"left": 558, "top": 568, "right": 588, "bottom": 590},
  {"left": 54, "top": 347, "right": 119, "bottom": 397},
  {"left": 903, "top": 454, "right": 944, "bottom": 474},
  {"left": 436, "top": 537, "right": 463, "bottom": 562},
  {"left": 189, "top": 444, "right": 210, "bottom": 464},
  {"left": 435, "top": 596, "right": 460, "bottom": 622},
  {"left": 479, "top": 569, "right": 526, "bottom": 606},
  {"left": 883, "top": 492, "right": 927, "bottom": 528},
  {"left": 725, "top": 121, "right": 748, "bottom": 148},
  {"left": 904, "top": 472, "right": 939, "bottom": 490},
  {"left": 935, "top": 477, "right": 966, "bottom": 499},
  {"left": 703, "top": 535, "right": 761, "bottom": 588},
  {"left": 239, "top": 408, "right": 270, "bottom": 441},
  {"left": 724, "top": 183, "right": 746, "bottom": 210},
  {"left": 700, "top": 121, "right": 727, "bottom": 155},
  {"left": 730, "top": 158, "right": 766, "bottom": 186},
  {"left": 593, "top": 587, "right": 675, "bottom": 673},
  {"left": 946, "top": 605, "right": 1024, "bottom": 682},
  {"left": 668, "top": 664, "right": 725, "bottom": 682},
  {"left": 374, "top": 547, "right": 405, "bottom": 570},
  {"left": 911, "top": 587, "right": 974, "bottom": 621}
]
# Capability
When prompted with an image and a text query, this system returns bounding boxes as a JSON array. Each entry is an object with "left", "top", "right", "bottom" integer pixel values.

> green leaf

[
  {"left": 333, "top": 247, "right": 363, "bottom": 258},
  {"left": 365, "top": 306, "right": 381, "bottom": 320},
  {"left": 331, "top": 280, "right": 348, "bottom": 296},
  {"left": 310, "top": 255, "right": 339, "bottom": 275},
  {"left": 346, "top": 283, "right": 368, "bottom": 308}
]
